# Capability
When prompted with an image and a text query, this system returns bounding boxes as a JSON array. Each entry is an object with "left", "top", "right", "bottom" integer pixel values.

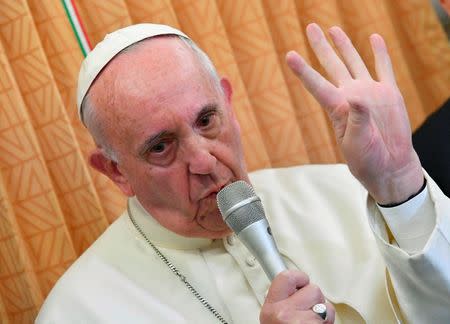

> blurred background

[
  {"left": 0, "top": 0, "right": 449, "bottom": 322},
  {"left": 432, "top": 0, "right": 450, "bottom": 37}
]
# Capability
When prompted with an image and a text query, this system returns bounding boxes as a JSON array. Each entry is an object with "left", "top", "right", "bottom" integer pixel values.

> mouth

[
  {"left": 205, "top": 192, "right": 217, "bottom": 200},
  {"left": 201, "top": 181, "right": 231, "bottom": 201}
]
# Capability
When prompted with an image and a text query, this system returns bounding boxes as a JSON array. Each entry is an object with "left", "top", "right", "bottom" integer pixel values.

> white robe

[{"left": 36, "top": 165, "right": 450, "bottom": 323}]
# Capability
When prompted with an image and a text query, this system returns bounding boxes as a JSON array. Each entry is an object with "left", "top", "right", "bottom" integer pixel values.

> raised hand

[{"left": 286, "top": 24, "right": 423, "bottom": 205}]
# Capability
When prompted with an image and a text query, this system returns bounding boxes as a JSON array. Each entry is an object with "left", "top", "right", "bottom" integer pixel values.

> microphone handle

[{"left": 237, "top": 219, "right": 287, "bottom": 281}]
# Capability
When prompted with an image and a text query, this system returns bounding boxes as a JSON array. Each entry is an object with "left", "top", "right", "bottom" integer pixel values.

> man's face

[{"left": 89, "top": 37, "right": 249, "bottom": 238}]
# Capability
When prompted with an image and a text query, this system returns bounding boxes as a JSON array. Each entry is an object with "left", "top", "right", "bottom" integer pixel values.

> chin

[
  {"left": 179, "top": 224, "right": 232, "bottom": 239},
  {"left": 193, "top": 217, "right": 233, "bottom": 239},
  {"left": 200, "top": 227, "right": 233, "bottom": 239}
]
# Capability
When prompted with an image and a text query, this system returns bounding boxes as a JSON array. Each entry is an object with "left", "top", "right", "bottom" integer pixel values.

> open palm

[{"left": 286, "top": 24, "right": 423, "bottom": 204}]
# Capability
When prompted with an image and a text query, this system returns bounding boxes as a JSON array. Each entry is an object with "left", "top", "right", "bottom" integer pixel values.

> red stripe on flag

[{"left": 70, "top": 0, "right": 92, "bottom": 50}]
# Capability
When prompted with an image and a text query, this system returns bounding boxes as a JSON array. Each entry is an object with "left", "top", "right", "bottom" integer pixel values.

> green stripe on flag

[{"left": 61, "top": 0, "right": 88, "bottom": 57}]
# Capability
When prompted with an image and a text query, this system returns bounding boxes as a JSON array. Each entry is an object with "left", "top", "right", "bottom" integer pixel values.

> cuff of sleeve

[{"left": 376, "top": 185, "right": 435, "bottom": 254}]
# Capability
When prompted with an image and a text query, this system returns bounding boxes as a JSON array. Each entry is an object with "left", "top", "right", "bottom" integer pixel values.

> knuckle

[
  {"left": 300, "top": 272, "right": 310, "bottom": 283},
  {"left": 274, "top": 308, "right": 297, "bottom": 324},
  {"left": 278, "top": 270, "right": 292, "bottom": 281},
  {"left": 295, "top": 272, "right": 310, "bottom": 287},
  {"left": 309, "top": 284, "right": 324, "bottom": 300},
  {"left": 335, "top": 35, "right": 350, "bottom": 47},
  {"left": 281, "top": 270, "right": 309, "bottom": 287},
  {"left": 260, "top": 305, "right": 292, "bottom": 324}
]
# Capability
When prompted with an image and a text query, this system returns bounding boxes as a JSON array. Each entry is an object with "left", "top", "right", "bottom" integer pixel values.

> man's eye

[
  {"left": 143, "top": 138, "right": 177, "bottom": 166},
  {"left": 150, "top": 142, "right": 167, "bottom": 153},
  {"left": 198, "top": 111, "right": 221, "bottom": 129},
  {"left": 199, "top": 113, "right": 213, "bottom": 127}
]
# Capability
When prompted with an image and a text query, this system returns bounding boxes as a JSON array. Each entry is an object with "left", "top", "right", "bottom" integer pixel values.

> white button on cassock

[
  {"left": 246, "top": 256, "right": 257, "bottom": 267},
  {"left": 226, "top": 235, "right": 236, "bottom": 246}
]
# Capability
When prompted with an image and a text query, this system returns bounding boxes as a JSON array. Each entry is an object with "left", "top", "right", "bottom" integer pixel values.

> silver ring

[{"left": 312, "top": 303, "right": 327, "bottom": 320}]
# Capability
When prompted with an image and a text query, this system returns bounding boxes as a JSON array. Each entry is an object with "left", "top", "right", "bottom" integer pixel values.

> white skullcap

[{"left": 76, "top": 23, "right": 189, "bottom": 124}]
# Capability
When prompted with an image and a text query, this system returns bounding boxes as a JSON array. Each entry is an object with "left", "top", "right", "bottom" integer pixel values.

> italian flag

[{"left": 61, "top": 0, "right": 92, "bottom": 57}]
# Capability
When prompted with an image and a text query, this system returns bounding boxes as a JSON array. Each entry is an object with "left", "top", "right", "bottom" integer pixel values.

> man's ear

[
  {"left": 220, "top": 77, "right": 241, "bottom": 134},
  {"left": 89, "top": 148, "right": 134, "bottom": 197},
  {"left": 220, "top": 77, "right": 233, "bottom": 104}
]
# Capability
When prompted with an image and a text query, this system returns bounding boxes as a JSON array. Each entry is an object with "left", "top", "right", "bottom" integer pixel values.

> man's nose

[{"left": 186, "top": 138, "right": 217, "bottom": 175}]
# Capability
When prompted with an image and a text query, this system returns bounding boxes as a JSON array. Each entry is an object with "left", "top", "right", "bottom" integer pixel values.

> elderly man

[{"left": 36, "top": 23, "right": 449, "bottom": 323}]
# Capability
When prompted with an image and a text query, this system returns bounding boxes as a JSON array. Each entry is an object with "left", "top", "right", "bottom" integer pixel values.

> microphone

[{"left": 217, "top": 180, "right": 287, "bottom": 281}]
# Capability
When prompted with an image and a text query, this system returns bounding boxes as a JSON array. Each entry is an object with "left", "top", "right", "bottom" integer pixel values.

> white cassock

[{"left": 36, "top": 165, "right": 450, "bottom": 323}]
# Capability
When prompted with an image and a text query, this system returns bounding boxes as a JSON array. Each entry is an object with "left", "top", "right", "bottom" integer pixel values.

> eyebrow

[
  {"left": 137, "top": 103, "right": 220, "bottom": 159},
  {"left": 195, "top": 104, "right": 220, "bottom": 123},
  {"left": 138, "top": 130, "right": 172, "bottom": 159}
]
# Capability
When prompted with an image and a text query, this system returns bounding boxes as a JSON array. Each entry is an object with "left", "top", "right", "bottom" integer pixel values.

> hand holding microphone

[{"left": 217, "top": 181, "right": 335, "bottom": 323}]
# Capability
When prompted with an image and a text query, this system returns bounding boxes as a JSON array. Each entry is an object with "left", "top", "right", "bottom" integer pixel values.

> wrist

[
  {"left": 369, "top": 159, "right": 424, "bottom": 205},
  {"left": 377, "top": 178, "right": 426, "bottom": 207}
]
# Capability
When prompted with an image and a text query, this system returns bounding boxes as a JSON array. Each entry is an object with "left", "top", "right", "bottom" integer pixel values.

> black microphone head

[{"left": 217, "top": 180, "right": 266, "bottom": 234}]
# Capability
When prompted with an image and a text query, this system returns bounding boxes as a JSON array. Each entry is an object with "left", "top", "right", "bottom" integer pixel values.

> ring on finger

[{"left": 312, "top": 303, "right": 327, "bottom": 320}]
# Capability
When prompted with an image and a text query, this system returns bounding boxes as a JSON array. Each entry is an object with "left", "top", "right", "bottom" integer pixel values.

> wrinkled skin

[
  {"left": 261, "top": 270, "right": 335, "bottom": 324},
  {"left": 88, "top": 37, "right": 249, "bottom": 239},
  {"left": 286, "top": 24, "right": 423, "bottom": 205}
]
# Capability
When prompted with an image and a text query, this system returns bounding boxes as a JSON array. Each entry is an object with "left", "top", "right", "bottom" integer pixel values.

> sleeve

[
  {"left": 366, "top": 172, "right": 450, "bottom": 324},
  {"left": 377, "top": 184, "right": 435, "bottom": 254}
]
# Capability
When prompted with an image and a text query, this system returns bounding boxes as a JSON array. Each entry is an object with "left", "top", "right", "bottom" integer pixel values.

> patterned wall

[{"left": 0, "top": 0, "right": 448, "bottom": 322}]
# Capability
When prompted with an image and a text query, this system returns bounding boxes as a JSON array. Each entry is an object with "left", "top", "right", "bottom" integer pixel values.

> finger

[
  {"left": 286, "top": 51, "right": 344, "bottom": 111},
  {"left": 323, "top": 302, "right": 336, "bottom": 324},
  {"left": 288, "top": 284, "right": 325, "bottom": 310},
  {"left": 328, "top": 26, "right": 371, "bottom": 80},
  {"left": 265, "top": 270, "right": 309, "bottom": 303},
  {"left": 346, "top": 95, "right": 371, "bottom": 129},
  {"left": 306, "top": 23, "right": 352, "bottom": 85},
  {"left": 294, "top": 302, "right": 336, "bottom": 324},
  {"left": 343, "top": 95, "right": 374, "bottom": 157},
  {"left": 370, "top": 33, "right": 396, "bottom": 85}
]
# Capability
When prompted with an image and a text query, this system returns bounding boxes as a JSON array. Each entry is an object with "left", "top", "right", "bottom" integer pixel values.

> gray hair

[{"left": 81, "top": 35, "right": 222, "bottom": 163}]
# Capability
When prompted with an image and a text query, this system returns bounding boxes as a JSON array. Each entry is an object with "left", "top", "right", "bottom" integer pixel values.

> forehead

[
  {"left": 88, "top": 37, "right": 220, "bottom": 140},
  {"left": 95, "top": 38, "right": 203, "bottom": 100}
]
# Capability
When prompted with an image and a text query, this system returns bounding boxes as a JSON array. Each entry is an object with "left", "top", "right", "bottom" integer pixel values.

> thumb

[
  {"left": 346, "top": 96, "right": 371, "bottom": 128},
  {"left": 265, "top": 270, "right": 309, "bottom": 303},
  {"left": 342, "top": 96, "right": 375, "bottom": 154}
]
